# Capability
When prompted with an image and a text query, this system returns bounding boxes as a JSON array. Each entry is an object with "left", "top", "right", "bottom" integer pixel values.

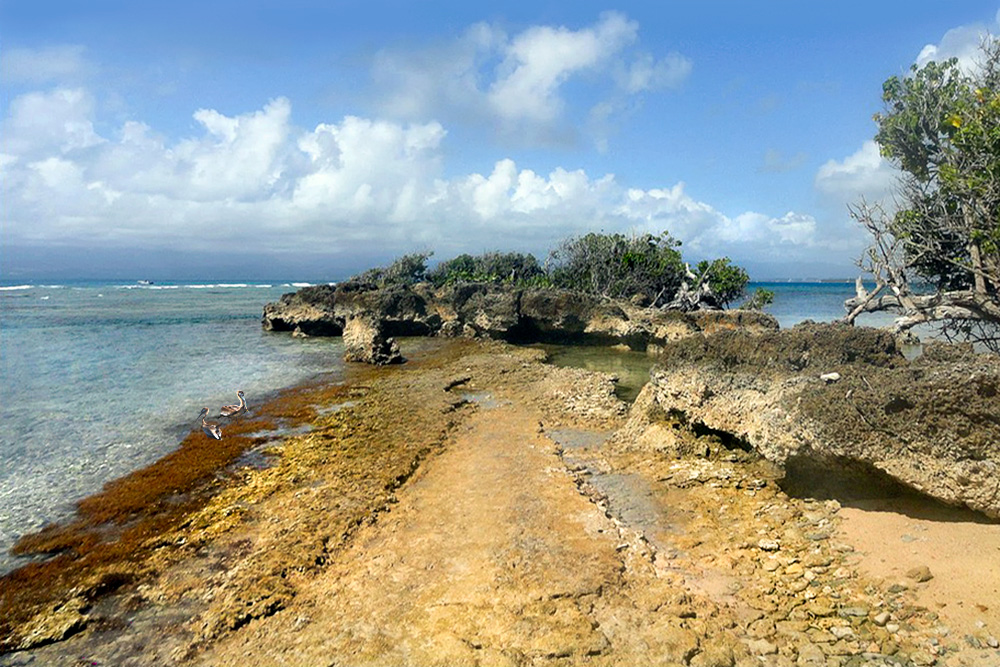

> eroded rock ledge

[
  {"left": 261, "top": 281, "right": 778, "bottom": 350},
  {"left": 618, "top": 322, "right": 1000, "bottom": 518}
]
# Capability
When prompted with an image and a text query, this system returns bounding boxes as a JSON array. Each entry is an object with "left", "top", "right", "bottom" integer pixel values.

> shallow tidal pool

[{"left": 528, "top": 343, "right": 656, "bottom": 403}]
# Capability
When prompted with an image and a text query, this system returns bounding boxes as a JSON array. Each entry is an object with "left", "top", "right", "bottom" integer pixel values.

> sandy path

[
  {"left": 836, "top": 497, "right": 1000, "bottom": 640},
  {"left": 197, "top": 398, "right": 626, "bottom": 665}
]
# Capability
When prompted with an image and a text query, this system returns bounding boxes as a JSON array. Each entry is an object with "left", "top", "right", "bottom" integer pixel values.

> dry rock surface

[
  {"left": 2, "top": 337, "right": 999, "bottom": 666},
  {"left": 639, "top": 323, "right": 1000, "bottom": 519}
]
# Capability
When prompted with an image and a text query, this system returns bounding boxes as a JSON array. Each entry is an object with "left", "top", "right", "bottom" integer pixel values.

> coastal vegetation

[
  {"left": 846, "top": 38, "right": 1000, "bottom": 350},
  {"left": 351, "top": 231, "right": 773, "bottom": 310}
]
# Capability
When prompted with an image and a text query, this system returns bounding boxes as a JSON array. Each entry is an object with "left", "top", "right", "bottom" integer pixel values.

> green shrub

[
  {"left": 427, "top": 252, "right": 544, "bottom": 287},
  {"left": 742, "top": 287, "right": 775, "bottom": 310},
  {"left": 693, "top": 258, "right": 751, "bottom": 307},
  {"left": 352, "top": 252, "right": 431, "bottom": 287},
  {"left": 548, "top": 232, "right": 685, "bottom": 306}
]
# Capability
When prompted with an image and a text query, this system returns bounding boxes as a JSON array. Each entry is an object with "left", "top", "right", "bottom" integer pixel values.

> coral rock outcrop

[{"left": 621, "top": 322, "right": 1000, "bottom": 518}]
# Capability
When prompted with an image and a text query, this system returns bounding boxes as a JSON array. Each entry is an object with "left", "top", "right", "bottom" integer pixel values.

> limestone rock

[
  {"left": 624, "top": 322, "right": 1000, "bottom": 518},
  {"left": 342, "top": 316, "right": 403, "bottom": 366},
  {"left": 262, "top": 282, "right": 779, "bottom": 349}
]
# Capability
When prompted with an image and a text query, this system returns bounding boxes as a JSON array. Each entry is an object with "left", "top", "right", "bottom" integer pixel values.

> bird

[
  {"left": 198, "top": 407, "right": 223, "bottom": 440},
  {"left": 219, "top": 390, "right": 248, "bottom": 418}
]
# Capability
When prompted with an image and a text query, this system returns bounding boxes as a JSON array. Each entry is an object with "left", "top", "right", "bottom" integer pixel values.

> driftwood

[
  {"left": 663, "top": 264, "right": 722, "bottom": 312},
  {"left": 841, "top": 201, "right": 1000, "bottom": 348}
]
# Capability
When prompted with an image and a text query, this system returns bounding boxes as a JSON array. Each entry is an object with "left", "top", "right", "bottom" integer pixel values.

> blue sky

[{"left": 2, "top": 1, "right": 999, "bottom": 280}]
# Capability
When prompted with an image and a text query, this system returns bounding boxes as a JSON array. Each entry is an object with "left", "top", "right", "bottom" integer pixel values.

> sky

[{"left": 2, "top": 1, "right": 999, "bottom": 281}]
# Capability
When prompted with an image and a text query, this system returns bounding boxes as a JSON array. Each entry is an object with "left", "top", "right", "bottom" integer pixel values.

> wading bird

[
  {"left": 198, "top": 407, "right": 223, "bottom": 440},
  {"left": 220, "top": 390, "right": 247, "bottom": 418}
]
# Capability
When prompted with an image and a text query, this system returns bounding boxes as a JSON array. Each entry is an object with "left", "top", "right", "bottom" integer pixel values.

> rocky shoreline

[
  {"left": 2, "top": 304, "right": 999, "bottom": 665},
  {"left": 261, "top": 281, "right": 779, "bottom": 350}
]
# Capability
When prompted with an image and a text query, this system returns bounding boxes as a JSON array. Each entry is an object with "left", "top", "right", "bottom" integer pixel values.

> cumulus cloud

[
  {"left": 814, "top": 140, "right": 897, "bottom": 205},
  {"left": 3, "top": 91, "right": 829, "bottom": 267},
  {"left": 3, "top": 88, "right": 104, "bottom": 158},
  {"left": 371, "top": 12, "right": 690, "bottom": 144},
  {"left": 915, "top": 22, "right": 996, "bottom": 74},
  {"left": 487, "top": 12, "right": 638, "bottom": 122}
]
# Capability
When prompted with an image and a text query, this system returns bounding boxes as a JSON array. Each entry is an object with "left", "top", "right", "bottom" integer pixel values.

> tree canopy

[
  {"left": 845, "top": 38, "right": 1000, "bottom": 350},
  {"left": 350, "top": 231, "right": 759, "bottom": 311}
]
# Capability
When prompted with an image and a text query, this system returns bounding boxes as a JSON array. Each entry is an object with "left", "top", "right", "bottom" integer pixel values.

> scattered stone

[
  {"left": 758, "top": 538, "right": 781, "bottom": 552},
  {"left": 906, "top": 565, "right": 934, "bottom": 583},
  {"left": 988, "top": 636, "right": 1000, "bottom": 649},
  {"left": 873, "top": 611, "right": 891, "bottom": 627},
  {"left": 820, "top": 372, "right": 841, "bottom": 383},
  {"left": 839, "top": 605, "right": 870, "bottom": 618},
  {"left": 796, "top": 642, "right": 825, "bottom": 666},
  {"left": 746, "top": 638, "right": 778, "bottom": 655}
]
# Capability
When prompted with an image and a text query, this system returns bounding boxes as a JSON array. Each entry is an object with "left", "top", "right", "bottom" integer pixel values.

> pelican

[
  {"left": 198, "top": 407, "right": 223, "bottom": 440},
  {"left": 220, "top": 390, "right": 247, "bottom": 418}
]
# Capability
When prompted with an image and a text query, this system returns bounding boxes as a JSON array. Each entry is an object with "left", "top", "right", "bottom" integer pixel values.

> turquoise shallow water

[
  {"left": 0, "top": 281, "right": 347, "bottom": 574},
  {"left": 0, "top": 279, "right": 881, "bottom": 574}
]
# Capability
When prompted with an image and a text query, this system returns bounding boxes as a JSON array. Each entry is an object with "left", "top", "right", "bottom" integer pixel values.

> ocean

[{"left": 0, "top": 279, "right": 886, "bottom": 574}]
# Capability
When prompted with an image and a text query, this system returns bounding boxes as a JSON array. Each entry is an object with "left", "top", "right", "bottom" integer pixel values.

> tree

[
  {"left": 548, "top": 231, "right": 686, "bottom": 306},
  {"left": 353, "top": 252, "right": 432, "bottom": 287},
  {"left": 845, "top": 38, "right": 1000, "bottom": 350},
  {"left": 693, "top": 258, "right": 751, "bottom": 307}
]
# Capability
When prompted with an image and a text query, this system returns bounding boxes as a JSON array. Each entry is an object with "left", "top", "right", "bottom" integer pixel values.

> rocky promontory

[
  {"left": 617, "top": 322, "right": 1000, "bottom": 519},
  {"left": 262, "top": 281, "right": 779, "bottom": 350}
]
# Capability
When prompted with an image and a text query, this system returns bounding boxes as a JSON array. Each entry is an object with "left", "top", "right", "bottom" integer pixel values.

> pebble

[
  {"left": 873, "top": 611, "right": 891, "bottom": 627},
  {"left": 839, "top": 605, "right": 870, "bottom": 618},
  {"left": 746, "top": 638, "right": 778, "bottom": 655},
  {"left": 907, "top": 565, "right": 934, "bottom": 583},
  {"left": 989, "top": 636, "right": 1000, "bottom": 649},
  {"left": 758, "top": 538, "right": 781, "bottom": 551}
]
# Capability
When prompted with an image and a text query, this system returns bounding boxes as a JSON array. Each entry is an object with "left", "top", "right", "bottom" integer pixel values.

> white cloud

[
  {"left": 3, "top": 91, "right": 832, "bottom": 269},
  {"left": 616, "top": 183, "right": 820, "bottom": 258},
  {"left": 4, "top": 88, "right": 105, "bottom": 157},
  {"left": 488, "top": 12, "right": 638, "bottom": 122},
  {"left": 814, "top": 140, "right": 897, "bottom": 205},
  {"left": 618, "top": 52, "right": 692, "bottom": 94},
  {"left": 371, "top": 12, "right": 690, "bottom": 145},
  {"left": 1, "top": 45, "right": 90, "bottom": 84},
  {"left": 915, "top": 24, "right": 994, "bottom": 74}
]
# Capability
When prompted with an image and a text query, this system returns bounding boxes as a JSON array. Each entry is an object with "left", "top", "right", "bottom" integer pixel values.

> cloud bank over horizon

[
  {"left": 2, "top": 8, "right": 997, "bottom": 280},
  {"left": 1, "top": 90, "right": 834, "bottom": 272}
]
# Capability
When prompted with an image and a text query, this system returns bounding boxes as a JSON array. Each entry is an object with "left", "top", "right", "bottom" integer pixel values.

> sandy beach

[{"left": 2, "top": 338, "right": 999, "bottom": 666}]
